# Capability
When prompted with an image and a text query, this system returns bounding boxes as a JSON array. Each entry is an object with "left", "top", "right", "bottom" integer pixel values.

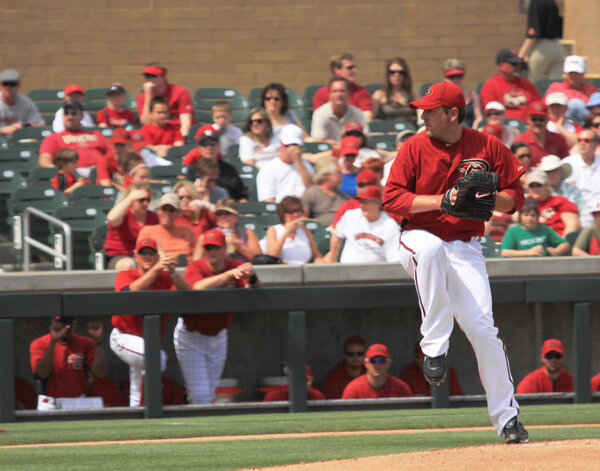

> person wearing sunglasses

[
  {"left": 481, "top": 101, "right": 519, "bottom": 147},
  {"left": 172, "top": 180, "right": 216, "bottom": 243},
  {"left": 341, "top": 344, "right": 413, "bottom": 399},
  {"left": 52, "top": 83, "right": 96, "bottom": 133},
  {"left": 322, "top": 335, "right": 367, "bottom": 399},
  {"left": 0, "top": 68, "right": 45, "bottom": 135},
  {"left": 516, "top": 339, "right": 573, "bottom": 394},
  {"left": 441, "top": 58, "right": 483, "bottom": 129},
  {"left": 239, "top": 107, "right": 279, "bottom": 168},
  {"left": 137, "top": 63, "right": 195, "bottom": 140},
  {"left": 371, "top": 57, "right": 417, "bottom": 125},
  {"left": 260, "top": 83, "right": 308, "bottom": 140}
]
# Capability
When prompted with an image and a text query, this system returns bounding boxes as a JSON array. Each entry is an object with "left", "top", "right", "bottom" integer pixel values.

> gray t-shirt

[
  {"left": 301, "top": 185, "right": 351, "bottom": 228},
  {"left": 310, "top": 102, "right": 368, "bottom": 142},
  {"left": 0, "top": 94, "right": 45, "bottom": 127}
]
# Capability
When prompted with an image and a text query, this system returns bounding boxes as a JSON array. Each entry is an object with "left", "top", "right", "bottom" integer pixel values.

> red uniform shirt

[
  {"left": 51, "top": 170, "right": 77, "bottom": 192},
  {"left": 29, "top": 333, "right": 95, "bottom": 398},
  {"left": 342, "top": 374, "right": 413, "bottom": 399},
  {"left": 516, "top": 367, "right": 573, "bottom": 393},
  {"left": 262, "top": 384, "right": 326, "bottom": 402},
  {"left": 183, "top": 257, "right": 247, "bottom": 336},
  {"left": 399, "top": 362, "right": 463, "bottom": 396},
  {"left": 313, "top": 82, "right": 374, "bottom": 112},
  {"left": 591, "top": 372, "right": 600, "bottom": 392},
  {"left": 96, "top": 107, "right": 137, "bottom": 128},
  {"left": 331, "top": 198, "right": 360, "bottom": 228},
  {"left": 480, "top": 74, "right": 542, "bottom": 122},
  {"left": 140, "top": 122, "right": 183, "bottom": 146},
  {"left": 544, "top": 81, "right": 597, "bottom": 104},
  {"left": 383, "top": 128, "right": 525, "bottom": 242},
  {"left": 136, "top": 83, "right": 195, "bottom": 126},
  {"left": 96, "top": 151, "right": 121, "bottom": 185},
  {"left": 513, "top": 129, "right": 570, "bottom": 167},
  {"left": 40, "top": 130, "right": 110, "bottom": 168},
  {"left": 537, "top": 195, "right": 579, "bottom": 236},
  {"left": 322, "top": 361, "right": 366, "bottom": 399},
  {"left": 112, "top": 269, "right": 174, "bottom": 336},
  {"left": 103, "top": 208, "right": 159, "bottom": 257}
]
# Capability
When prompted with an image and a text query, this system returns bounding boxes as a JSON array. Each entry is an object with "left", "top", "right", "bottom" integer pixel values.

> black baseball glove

[{"left": 441, "top": 171, "right": 498, "bottom": 221}]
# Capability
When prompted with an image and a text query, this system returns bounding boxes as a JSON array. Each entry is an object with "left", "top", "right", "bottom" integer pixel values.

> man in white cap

[
  {"left": 0, "top": 68, "right": 45, "bottom": 135},
  {"left": 537, "top": 154, "right": 583, "bottom": 214},
  {"left": 482, "top": 101, "right": 518, "bottom": 146},
  {"left": 545, "top": 92, "right": 580, "bottom": 147},
  {"left": 257, "top": 124, "right": 313, "bottom": 202}
]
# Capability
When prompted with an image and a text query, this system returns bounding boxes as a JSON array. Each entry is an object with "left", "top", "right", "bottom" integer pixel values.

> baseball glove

[{"left": 441, "top": 171, "right": 498, "bottom": 221}]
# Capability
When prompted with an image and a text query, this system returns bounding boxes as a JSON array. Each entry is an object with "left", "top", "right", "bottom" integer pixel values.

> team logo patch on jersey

[{"left": 457, "top": 159, "right": 490, "bottom": 175}]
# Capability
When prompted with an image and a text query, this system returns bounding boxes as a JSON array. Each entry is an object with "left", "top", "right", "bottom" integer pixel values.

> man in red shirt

[
  {"left": 514, "top": 101, "right": 569, "bottom": 166},
  {"left": 263, "top": 365, "right": 325, "bottom": 402},
  {"left": 517, "top": 339, "right": 573, "bottom": 394},
  {"left": 322, "top": 335, "right": 367, "bottom": 399},
  {"left": 39, "top": 100, "right": 110, "bottom": 170},
  {"left": 137, "top": 63, "right": 194, "bottom": 140},
  {"left": 140, "top": 96, "right": 184, "bottom": 156},
  {"left": 480, "top": 48, "right": 541, "bottom": 122},
  {"left": 341, "top": 344, "right": 413, "bottom": 399},
  {"left": 96, "top": 128, "right": 132, "bottom": 188},
  {"left": 312, "top": 53, "right": 373, "bottom": 121},
  {"left": 175, "top": 228, "right": 261, "bottom": 404},
  {"left": 109, "top": 238, "right": 188, "bottom": 406}
]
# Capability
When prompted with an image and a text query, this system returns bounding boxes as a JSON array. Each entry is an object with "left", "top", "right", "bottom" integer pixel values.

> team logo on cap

[
  {"left": 424, "top": 88, "right": 433, "bottom": 96},
  {"left": 457, "top": 159, "right": 490, "bottom": 175}
]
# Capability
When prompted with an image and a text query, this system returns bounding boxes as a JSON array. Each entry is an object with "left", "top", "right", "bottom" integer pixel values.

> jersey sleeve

[
  {"left": 478, "top": 79, "right": 497, "bottom": 108},
  {"left": 516, "top": 372, "right": 537, "bottom": 393},
  {"left": 238, "top": 136, "right": 255, "bottom": 163},
  {"left": 114, "top": 270, "right": 137, "bottom": 291},
  {"left": 184, "top": 261, "right": 205, "bottom": 287},
  {"left": 181, "top": 148, "right": 198, "bottom": 166},
  {"left": 95, "top": 155, "right": 112, "bottom": 183},
  {"left": 29, "top": 337, "right": 46, "bottom": 374},
  {"left": 24, "top": 99, "right": 45, "bottom": 126},
  {"left": 490, "top": 137, "right": 526, "bottom": 213},
  {"left": 136, "top": 93, "right": 145, "bottom": 118},
  {"left": 382, "top": 144, "right": 418, "bottom": 221},
  {"left": 558, "top": 197, "right": 578, "bottom": 215},
  {"left": 175, "top": 87, "right": 194, "bottom": 116},
  {"left": 525, "top": 0, "right": 543, "bottom": 38},
  {"left": 96, "top": 108, "right": 109, "bottom": 125},
  {"left": 39, "top": 134, "right": 59, "bottom": 158}
]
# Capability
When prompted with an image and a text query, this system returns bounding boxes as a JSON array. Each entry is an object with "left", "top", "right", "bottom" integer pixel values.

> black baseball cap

[
  {"left": 63, "top": 99, "right": 84, "bottom": 112},
  {"left": 496, "top": 48, "right": 522, "bottom": 65},
  {"left": 106, "top": 85, "right": 125, "bottom": 95}
]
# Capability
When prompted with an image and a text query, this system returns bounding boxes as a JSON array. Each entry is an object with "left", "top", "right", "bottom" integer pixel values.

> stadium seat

[
  {"left": 475, "top": 81, "right": 485, "bottom": 94},
  {"left": 534, "top": 79, "right": 561, "bottom": 96},
  {"left": 303, "top": 142, "right": 332, "bottom": 154},
  {"left": 68, "top": 185, "right": 117, "bottom": 212},
  {"left": 504, "top": 118, "right": 528, "bottom": 134},
  {"left": 238, "top": 214, "right": 280, "bottom": 239},
  {"left": 302, "top": 84, "right": 325, "bottom": 116},
  {"left": 7, "top": 127, "right": 53, "bottom": 149},
  {"left": 193, "top": 88, "right": 248, "bottom": 109},
  {"left": 480, "top": 236, "right": 501, "bottom": 258},
  {"left": 365, "top": 83, "right": 383, "bottom": 95},
  {"left": 0, "top": 148, "right": 39, "bottom": 176},
  {"left": 150, "top": 163, "right": 188, "bottom": 183},
  {"left": 368, "top": 120, "right": 415, "bottom": 134},
  {"left": 26, "top": 89, "right": 64, "bottom": 102},
  {"left": 303, "top": 220, "right": 328, "bottom": 243},
  {"left": 238, "top": 165, "right": 258, "bottom": 201},
  {"left": 369, "top": 134, "right": 396, "bottom": 151},
  {"left": 0, "top": 169, "right": 28, "bottom": 235},
  {"left": 165, "top": 145, "right": 195, "bottom": 162},
  {"left": 27, "top": 167, "right": 57, "bottom": 187},
  {"left": 565, "top": 230, "right": 580, "bottom": 247},
  {"left": 149, "top": 182, "right": 175, "bottom": 200},
  {"left": 237, "top": 201, "right": 278, "bottom": 216}
]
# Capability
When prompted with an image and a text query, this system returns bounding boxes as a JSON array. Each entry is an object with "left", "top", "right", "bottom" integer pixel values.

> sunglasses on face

[
  {"left": 284, "top": 208, "right": 302, "bottom": 214},
  {"left": 138, "top": 197, "right": 151, "bottom": 203},
  {"left": 368, "top": 357, "right": 387, "bottom": 364},
  {"left": 138, "top": 249, "right": 158, "bottom": 256},
  {"left": 530, "top": 116, "right": 547, "bottom": 123},
  {"left": 250, "top": 118, "right": 266, "bottom": 125},
  {"left": 344, "top": 130, "right": 363, "bottom": 138},
  {"left": 545, "top": 352, "right": 563, "bottom": 360},
  {"left": 215, "top": 211, "right": 234, "bottom": 217},
  {"left": 591, "top": 122, "right": 600, "bottom": 128},
  {"left": 485, "top": 111, "right": 503, "bottom": 117},
  {"left": 144, "top": 73, "right": 159, "bottom": 79},
  {"left": 388, "top": 69, "right": 405, "bottom": 76},
  {"left": 447, "top": 74, "right": 464, "bottom": 80},
  {"left": 159, "top": 206, "right": 176, "bottom": 213},
  {"left": 578, "top": 137, "right": 593, "bottom": 143},
  {"left": 200, "top": 140, "right": 218, "bottom": 147},
  {"left": 2, "top": 81, "right": 18, "bottom": 87},
  {"left": 203, "top": 244, "right": 221, "bottom": 251},
  {"left": 264, "top": 96, "right": 281, "bottom": 102},
  {"left": 178, "top": 195, "right": 192, "bottom": 200},
  {"left": 64, "top": 109, "right": 80, "bottom": 116},
  {"left": 344, "top": 351, "right": 365, "bottom": 357},
  {"left": 528, "top": 183, "right": 543, "bottom": 189}
]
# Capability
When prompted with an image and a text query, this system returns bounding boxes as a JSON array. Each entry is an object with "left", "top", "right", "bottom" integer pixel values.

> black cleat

[
  {"left": 503, "top": 416, "right": 529, "bottom": 444},
  {"left": 423, "top": 355, "right": 446, "bottom": 386}
]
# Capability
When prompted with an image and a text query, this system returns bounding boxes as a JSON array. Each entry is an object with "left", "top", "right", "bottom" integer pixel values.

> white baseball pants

[
  {"left": 173, "top": 318, "right": 228, "bottom": 404},
  {"left": 397, "top": 229, "right": 519, "bottom": 435}
]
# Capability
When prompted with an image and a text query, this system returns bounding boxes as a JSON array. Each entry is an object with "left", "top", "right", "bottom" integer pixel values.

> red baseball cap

[
  {"left": 135, "top": 238, "right": 158, "bottom": 253},
  {"left": 343, "top": 121, "right": 364, "bottom": 134},
  {"left": 195, "top": 124, "right": 220, "bottom": 144},
  {"left": 356, "top": 169, "right": 378, "bottom": 185},
  {"left": 142, "top": 65, "right": 166, "bottom": 76},
  {"left": 356, "top": 185, "right": 382, "bottom": 201},
  {"left": 202, "top": 228, "right": 226, "bottom": 247},
  {"left": 481, "top": 124, "right": 503, "bottom": 140},
  {"left": 111, "top": 128, "right": 130, "bottom": 145},
  {"left": 528, "top": 100, "right": 548, "bottom": 116},
  {"left": 64, "top": 84, "right": 84, "bottom": 96},
  {"left": 444, "top": 68, "right": 465, "bottom": 77},
  {"left": 365, "top": 343, "right": 390, "bottom": 360},
  {"left": 541, "top": 339, "right": 564, "bottom": 356},
  {"left": 340, "top": 136, "right": 361, "bottom": 156},
  {"left": 409, "top": 82, "right": 466, "bottom": 110}
]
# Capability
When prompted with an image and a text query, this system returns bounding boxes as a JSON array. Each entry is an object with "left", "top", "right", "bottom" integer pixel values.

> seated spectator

[
  {"left": 371, "top": 57, "right": 417, "bottom": 124},
  {"left": 587, "top": 92, "right": 600, "bottom": 118},
  {"left": 361, "top": 157, "right": 386, "bottom": 187},
  {"left": 331, "top": 169, "right": 380, "bottom": 229},
  {"left": 311, "top": 77, "right": 368, "bottom": 145},
  {"left": 183, "top": 125, "right": 248, "bottom": 201},
  {"left": 52, "top": 84, "right": 95, "bottom": 132},
  {"left": 263, "top": 365, "right": 325, "bottom": 402},
  {"left": 261, "top": 83, "right": 308, "bottom": 139},
  {"left": 442, "top": 58, "right": 483, "bottom": 128},
  {"left": 265, "top": 196, "right": 323, "bottom": 264},
  {"left": 572, "top": 200, "right": 600, "bottom": 256},
  {"left": 140, "top": 97, "right": 184, "bottom": 156},
  {"left": 0, "top": 68, "right": 45, "bottom": 134},
  {"left": 516, "top": 339, "right": 573, "bottom": 394},
  {"left": 482, "top": 101, "right": 519, "bottom": 147},
  {"left": 324, "top": 185, "right": 400, "bottom": 263},
  {"left": 512, "top": 142, "right": 533, "bottom": 186},
  {"left": 104, "top": 183, "right": 158, "bottom": 270},
  {"left": 239, "top": 107, "right": 279, "bottom": 168},
  {"left": 96, "top": 84, "right": 137, "bottom": 129},
  {"left": 322, "top": 335, "right": 367, "bottom": 399},
  {"left": 342, "top": 344, "right": 413, "bottom": 399},
  {"left": 545, "top": 92, "right": 581, "bottom": 147},
  {"left": 513, "top": 100, "right": 569, "bottom": 166},
  {"left": 583, "top": 114, "right": 600, "bottom": 149},
  {"left": 537, "top": 154, "right": 583, "bottom": 212},
  {"left": 301, "top": 156, "right": 351, "bottom": 228},
  {"left": 178, "top": 229, "right": 260, "bottom": 404},
  {"left": 480, "top": 48, "right": 541, "bottom": 122},
  {"left": 312, "top": 52, "right": 373, "bottom": 121},
  {"left": 399, "top": 342, "right": 463, "bottom": 397},
  {"left": 337, "top": 136, "right": 361, "bottom": 196},
  {"left": 110, "top": 238, "right": 188, "bottom": 406},
  {"left": 191, "top": 158, "right": 229, "bottom": 207},
  {"left": 211, "top": 101, "right": 242, "bottom": 156},
  {"left": 526, "top": 170, "right": 580, "bottom": 237},
  {"left": 500, "top": 199, "right": 570, "bottom": 257},
  {"left": 39, "top": 100, "right": 110, "bottom": 172},
  {"left": 172, "top": 180, "right": 215, "bottom": 242},
  {"left": 592, "top": 372, "right": 600, "bottom": 393},
  {"left": 29, "top": 316, "right": 105, "bottom": 409},
  {"left": 51, "top": 149, "right": 90, "bottom": 196},
  {"left": 257, "top": 124, "right": 313, "bottom": 202},
  {"left": 96, "top": 129, "right": 134, "bottom": 189}
]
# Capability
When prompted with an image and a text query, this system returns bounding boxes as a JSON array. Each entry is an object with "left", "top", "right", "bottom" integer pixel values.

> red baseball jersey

[
  {"left": 103, "top": 208, "right": 159, "bottom": 257},
  {"left": 516, "top": 367, "right": 573, "bottom": 393},
  {"left": 262, "top": 384, "right": 325, "bottom": 402},
  {"left": 51, "top": 170, "right": 77, "bottom": 192},
  {"left": 342, "top": 374, "right": 413, "bottom": 399},
  {"left": 479, "top": 74, "right": 542, "bottom": 122},
  {"left": 29, "top": 333, "right": 95, "bottom": 398},
  {"left": 399, "top": 362, "right": 463, "bottom": 396},
  {"left": 383, "top": 128, "right": 525, "bottom": 242},
  {"left": 95, "top": 151, "right": 121, "bottom": 184},
  {"left": 40, "top": 130, "right": 110, "bottom": 168},
  {"left": 140, "top": 122, "right": 183, "bottom": 146},
  {"left": 322, "top": 361, "right": 366, "bottom": 399},
  {"left": 96, "top": 107, "right": 137, "bottom": 128},
  {"left": 136, "top": 83, "right": 195, "bottom": 126},
  {"left": 112, "top": 269, "right": 174, "bottom": 336},
  {"left": 313, "top": 82, "right": 374, "bottom": 112},
  {"left": 513, "top": 129, "right": 569, "bottom": 167},
  {"left": 537, "top": 195, "right": 579, "bottom": 236}
]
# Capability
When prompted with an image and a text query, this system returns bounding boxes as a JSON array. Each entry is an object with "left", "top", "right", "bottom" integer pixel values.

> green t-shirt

[{"left": 500, "top": 224, "right": 566, "bottom": 256}]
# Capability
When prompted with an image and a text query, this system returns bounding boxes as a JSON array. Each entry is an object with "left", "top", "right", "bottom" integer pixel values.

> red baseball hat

[
  {"left": 340, "top": 136, "right": 361, "bottom": 156},
  {"left": 195, "top": 124, "right": 220, "bottom": 144},
  {"left": 343, "top": 121, "right": 364, "bottom": 134},
  {"left": 409, "top": 82, "right": 466, "bottom": 110},
  {"left": 135, "top": 238, "right": 158, "bottom": 253},
  {"left": 142, "top": 65, "right": 166, "bottom": 76},
  {"left": 356, "top": 169, "right": 378, "bottom": 185},
  {"left": 541, "top": 339, "right": 564, "bottom": 356},
  {"left": 64, "top": 84, "right": 84, "bottom": 96},
  {"left": 481, "top": 124, "right": 503, "bottom": 140},
  {"left": 356, "top": 185, "right": 382, "bottom": 201},
  {"left": 365, "top": 344, "right": 390, "bottom": 360},
  {"left": 528, "top": 100, "right": 548, "bottom": 116},
  {"left": 202, "top": 228, "right": 226, "bottom": 247},
  {"left": 111, "top": 128, "right": 130, "bottom": 145}
]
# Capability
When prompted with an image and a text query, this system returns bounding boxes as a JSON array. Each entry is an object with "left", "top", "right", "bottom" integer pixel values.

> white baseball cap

[
  {"left": 526, "top": 170, "right": 548, "bottom": 186},
  {"left": 545, "top": 92, "right": 568, "bottom": 107},
  {"left": 537, "top": 154, "right": 571, "bottom": 179},
  {"left": 279, "top": 124, "right": 303, "bottom": 146},
  {"left": 484, "top": 101, "right": 506, "bottom": 112},
  {"left": 563, "top": 55, "right": 586, "bottom": 74},
  {"left": 591, "top": 200, "right": 600, "bottom": 215}
]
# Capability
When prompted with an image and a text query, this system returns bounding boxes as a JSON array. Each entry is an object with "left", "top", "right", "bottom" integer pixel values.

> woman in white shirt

[
  {"left": 239, "top": 107, "right": 280, "bottom": 168},
  {"left": 261, "top": 83, "right": 308, "bottom": 140}
]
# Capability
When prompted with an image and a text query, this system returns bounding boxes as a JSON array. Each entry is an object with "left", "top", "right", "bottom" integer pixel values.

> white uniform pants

[
  {"left": 109, "top": 328, "right": 167, "bottom": 407},
  {"left": 397, "top": 229, "right": 519, "bottom": 435},
  {"left": 173, "top": 318, "right": 228, "bottom": 404}
]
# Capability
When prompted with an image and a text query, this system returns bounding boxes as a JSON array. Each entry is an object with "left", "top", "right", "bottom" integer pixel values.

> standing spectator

[
  {"left": 172, "top": 180, "right": 215, "bottom": 242},
  {"left": 52, "top": 84, "right": 95, "bottom": 132},
  {"left": 176, "top": 229, "right": 260, "bottom": 404},
  {"left": 110, "top": 238, "right": 188, "bottom": 406},
  {"left": 480, "top": 48, "right": 541, "bottom": 122},
  {"left": 537, "top": 154, "right": 582, "bottom": 212},
  {"left": 442, "top": 58, "right": 483, "bottom": 128},
  {"left": 96, "top": 129, "right": 133, "bottom": 189},
  {"left": 481, "top": 102, "right": 519, "bottom": 147},
  {"left": 545, "top": 92, "right": 580, "bottom": 147},
  {"left": 371, "top": 57, "right": 417, "bottom": 124},
  {"left": 311, "top": 77, "right": 368, "bottom": 145},
  {"left": 39, "top": 100, "right": 110, "bottom": 171},
  {"left": 261, "top": 83, "right": 308, "bottom": 139},
  {"left": 337, "top": 136, "right": 361, "bottom": 196},
  {"left": 191, "top": 159, "right": 230, "bottom": 207},
  {"left": 96, "top": 84, "right": 137, "bottom": 129},
  {"left": 0, "top": 68, "right": 45, "bottom": 134},
  {"left": 263, "top": 365, "right": 325, "bottom": 402},
  {"left": 322, "top": 335, "right": 367, "bottom": 399},
  {"left": 312, "top": 53, "right": 373, "bottom": 121},
  {"left": 140, "top": 97, "right": 184, "bottom": 156},
  {"left": 51, "top": 149, "right": 90, "bottom": 196},
  {"left": 239, "top": 107, "right": 279, "bottom": 168},
  {"left": 517, "top": 0, "right": 565, "bottom": 82},
  {"left": 341, "top": 344, "right": 413, "bottom": 399},
  {"left": 137, "top": 63, "right": 194, "bottom": 140},
  {"left": 516, "top": 339, "right": 573, "bottom": 393},
  {"left": 301, "top": 156, "right": 351, "bottom": 228},
  {"left": 513, "top": 100, "right": 569, "bottom": 166},
  {"left": 211, "top": 101, "right": 242, "bottom": 156},
  {"left": 572, "top": 200, "right": 600, "bottom": 256},
  {"left": 257, "top": 124, "right": 313, "bottom": 202}
]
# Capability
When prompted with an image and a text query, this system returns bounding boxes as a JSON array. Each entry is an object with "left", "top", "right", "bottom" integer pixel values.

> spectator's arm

[
  {"left": 106, "top": 188, "right": 146, "bottom": 227},
  {"left": 518, "top": 38, "right": 536, "bottom": 60},
  {"left": 179, "top": 113, "right": 192, "bottom": 139},
  {"left": 547, "top": 242, "right": 570, "bottom": 256},
  {"left": 322, "top": 232, "right": 343, "bottom": 263},
  {"left": 571, "top": 246, "right": 590, "bottom": 257},
  {"left": 0, "top": 123, "right": 23, "bottom": 135},
  {"left": 561, "top": 212, "right": 580, "bottom": 238},
  {"left": 192, "top": 265, "right": 245, "bottom": 289},
  {"left": 85, "top": 321, "right": 105, "bottom": 379},
  {"left": 290, "top": 146, "right": 313, "bottom": 189},
  {"left": 169, "top": 268, "right": 189, "bottom": 290},
  {"left": 234, "top": 228, "right": 262, "bottom": 261},
  {"left": 38, "top": 153, "right": 56, "bottom": 168},
  {"left": 34, "top": 338, "right": 58, "bottom": 379},
  {"left": 139, "top": 84, "right": 154, "bottom": 125}
]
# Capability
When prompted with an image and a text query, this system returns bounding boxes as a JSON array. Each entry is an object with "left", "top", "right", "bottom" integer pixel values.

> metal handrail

[{"left": 22, "top": 207, "right": 73, "bottom": 271}]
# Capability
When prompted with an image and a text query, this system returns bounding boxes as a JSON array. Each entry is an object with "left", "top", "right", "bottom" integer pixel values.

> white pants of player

[
  {"left": 109, "top": 328, "right": 167, "bottom": 407},
  {"left": 397, "top": 229, "right": 519, "bottom": 435},
  {"left": 173, "top": 318, "right": 228, "bottom": 404}
]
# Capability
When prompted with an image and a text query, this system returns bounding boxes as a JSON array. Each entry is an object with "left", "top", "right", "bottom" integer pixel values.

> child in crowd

[
  {"left": 211, "top": 101, "right": 242, "bottom": 156},
  {"left": 140, "top": 96, "right": 184, "bottom": 156},
  {"left": 96, "top": 84, "right": 137, "bottom": 129},
  {"left": 51, "top": 149, "right": 90, "bottom": 195}
]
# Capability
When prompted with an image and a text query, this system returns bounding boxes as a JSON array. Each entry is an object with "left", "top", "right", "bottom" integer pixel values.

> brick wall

[{"left": 564, "top": 0, "right": 600, "bottom": 75}]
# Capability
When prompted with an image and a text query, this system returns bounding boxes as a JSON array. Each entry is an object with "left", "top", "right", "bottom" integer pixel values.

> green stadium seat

[
  {"left": 302, "top": 84, "right": 324, "bottom": 115},
  {"left": 27, "top": 167, "right": 57, "bottom": 187},
  {"left": 476, "top": 81, "right": 485, "bottom": 94},
  {"left": 26, "top": 89, "right": 64, "bottom": 102},
  {"left": 480, "top": 236, "right": 501, "bottom": 258},
  {"left": 0, "top": 169, "right": 28, "bottom": 236},
  {"left": 165, "top": 145, "right": 195, "bottom": 162},
  {"left": 238, "top": 214, "right": 280, "bottom": 239},
  {"left": 88, "top": 223, "right": 108, "bottom": 270},
  {"left": 238, "top": 165, "right": 258, "bottom": 201},
  {"left": 0, "top": 148, "right": 39, "bottom": 176},
  {"left": 150, "top": 163, "right": 189, "bottom": 183},
  {"left": 303, "top": 142, "right": 332, "bottom": 154},
  {"left": 368, "top": 120, "right": 415, "bottom": 134},
  {"left": 237, "top": 201, "right": 278, "bottom": 216},
  {"left": 504, "top": 118, "right": 528, "bottom": 134},
  {"left": 68, "top": 185, "right": 117, "bottom": 212},
  {"left": 149, "top": 182, "right": 175, "bottom": 200},
  {"left": 34, "top": 101, "right": 62, "bottom": 113},
  {"left": 534, "top": 79, "right": 561, "bottom": 96},
  {"left": 369, "top": 134, "right": 396, "bottom": 151},
  {"left": 7, "top": 127, "right": 53, "bottom": 149},
  {"left": 193, "top": 88, "right": 247, "bottom": 109},
  {"left": 365, "top": 83, "right": 383, "bottom": 95}
]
